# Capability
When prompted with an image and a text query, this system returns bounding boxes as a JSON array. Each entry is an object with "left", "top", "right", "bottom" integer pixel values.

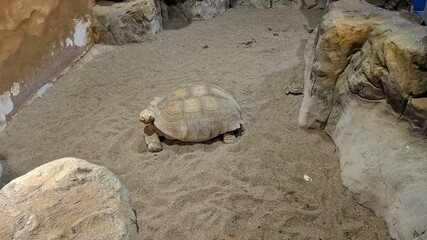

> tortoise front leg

[
  {"left": 144, "top": 124, "right": 163, "bottom": 152},
  {"left": 223, "top": 132, "right": 237, "bottom": 144}
]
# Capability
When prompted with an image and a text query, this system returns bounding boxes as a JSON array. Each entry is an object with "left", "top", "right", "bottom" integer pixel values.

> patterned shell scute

[{"left": 153, "top": 84, "right": 243, "bottom": 142}]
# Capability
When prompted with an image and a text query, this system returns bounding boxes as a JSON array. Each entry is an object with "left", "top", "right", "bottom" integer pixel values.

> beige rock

[
  {"left": 0, "top": 157, "right": 138, "bottom": 240},
  {"left": 299, "top": 0, "right": 427, "bottom": 239},
  {"left": 93, "top": 0, "right": 162, "bottom": 45}
]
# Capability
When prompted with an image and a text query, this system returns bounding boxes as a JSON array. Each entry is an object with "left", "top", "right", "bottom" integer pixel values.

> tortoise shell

[{"left": 148, "top": 83, "right": 243, "bottom": 142}]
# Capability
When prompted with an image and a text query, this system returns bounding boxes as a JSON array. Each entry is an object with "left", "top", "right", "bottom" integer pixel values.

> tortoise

[{"left": 140, "top": 83, "right": 243, "bottom": 152}]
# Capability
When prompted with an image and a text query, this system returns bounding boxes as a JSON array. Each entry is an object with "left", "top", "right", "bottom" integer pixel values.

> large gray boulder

[
  {"left": 93, "top": 0, "right": 162, "bottom": 45},
  {"left": 299, "top": 0, "right": 427, "bottom": 239},
  {"left": 0, "top": 157, "right": 139, "bottom": 239}
]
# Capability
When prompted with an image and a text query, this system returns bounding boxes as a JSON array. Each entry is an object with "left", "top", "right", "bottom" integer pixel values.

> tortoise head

[{"left": 140, "top": 109, "right": 154, "bottom": 124}]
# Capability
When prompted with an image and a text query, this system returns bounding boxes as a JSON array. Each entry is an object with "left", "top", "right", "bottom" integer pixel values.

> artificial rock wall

[
  {"left": 93, "top": 0, "right": 163, "bottom": 45},
  {"left": 160, "top": 0, "right": 329, "bottom": 21},
  {"left": 0, "top": 0, "right": 96, "bottom": 130},
  {"left": 299, "top": 0, "right": 427, "bottom": 239},
  {"left": 92, "top": 0, "right": 330, "bottom": 45}
]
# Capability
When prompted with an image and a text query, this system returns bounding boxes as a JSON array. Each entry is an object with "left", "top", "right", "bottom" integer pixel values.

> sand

[{"left": 0, "top": 7, "right": 390, "bottom": 239}]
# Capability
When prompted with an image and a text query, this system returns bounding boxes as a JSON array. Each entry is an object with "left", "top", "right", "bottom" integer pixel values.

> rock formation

[
  {"left": 93, "top": 0, "right": 331, "bottom": 39},
  {"left": 230, "top": 0, "right": 288, "bottom": 8},
  {"left": 0, "top": 157, "right": 139, "bottom": 239},
  {"left": 365, "top": 0, "right": 411, "bottom": 11},
  {"left": 0, "top": 162, "right": 2, "bottom": 187},
  {"left": 93, "top": 0, "right": 163, "bottom": 45},
  {"left": 299, "top": 0, "right": 427, "bottom": 132},
  {"left": 162, "top": 0, "right": 229, "bottom": 21},
  {"left": 299, "top": 0, "right": 427, "bottom": 239},
  {"left": 230, "top": 0, "right": 329, "bottom": 9},
  {"left": 160, "top": 0, "right": 329, "bottom": 22},
  {"left": 0, "top": 0, "right": 95, "bottom": 130}
]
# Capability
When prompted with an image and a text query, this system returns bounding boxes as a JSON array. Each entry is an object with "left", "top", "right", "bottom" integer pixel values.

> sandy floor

[{"left": 0, "top": 7, "right": 390, "bottom": 239}]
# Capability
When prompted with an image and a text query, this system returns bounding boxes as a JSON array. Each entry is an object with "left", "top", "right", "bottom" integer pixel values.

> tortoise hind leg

[
  {"left": 223, "top": 132, "right": 237, "bottom": 144},
  {"left": 144, "top": 124, "right": 163, "bottom": 152}
]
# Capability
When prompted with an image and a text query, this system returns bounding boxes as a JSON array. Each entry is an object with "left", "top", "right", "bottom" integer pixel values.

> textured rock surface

[
  {"left": 0, "top": 162, "right": 2, "bottom": 186},
  {"left": 365, "top": 0, "right": 411, "bottom": 11},
  {"left": 0, "top": 157, "right": 138, "bottom": 239},
  {"left": 230, "top": 0, "right": 289, "bottom": 8},
  {"left": 0, "top": 0, "right": 95, "bottom": 130},
  {"left": 93, "top": 0, "right": 162, "bottom": 45},
  {"left": 332, "top": 100, "right": 427, "bottom": 240},
  {"left": 230, "top": 0, "right": 329, "bottom": 9},
  {"left": 299, "top": 0, "right": 427, "bottom": 239},
  {"left": 162, "top": 0, "right": 229, "bottom": 21},
  {"left": 161, "top": 0, "right": 329, "bottom": 21},
  {"left": 299, "top": 0, "right": 427, "bottom": 131}
]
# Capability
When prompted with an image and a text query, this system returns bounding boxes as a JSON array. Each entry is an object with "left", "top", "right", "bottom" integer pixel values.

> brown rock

[
  {"left": 0, "top": 157, "right": 138, "bottom": 239},
  {"left": 367, "top": 24, "right": 427, "bottom": 117}
]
